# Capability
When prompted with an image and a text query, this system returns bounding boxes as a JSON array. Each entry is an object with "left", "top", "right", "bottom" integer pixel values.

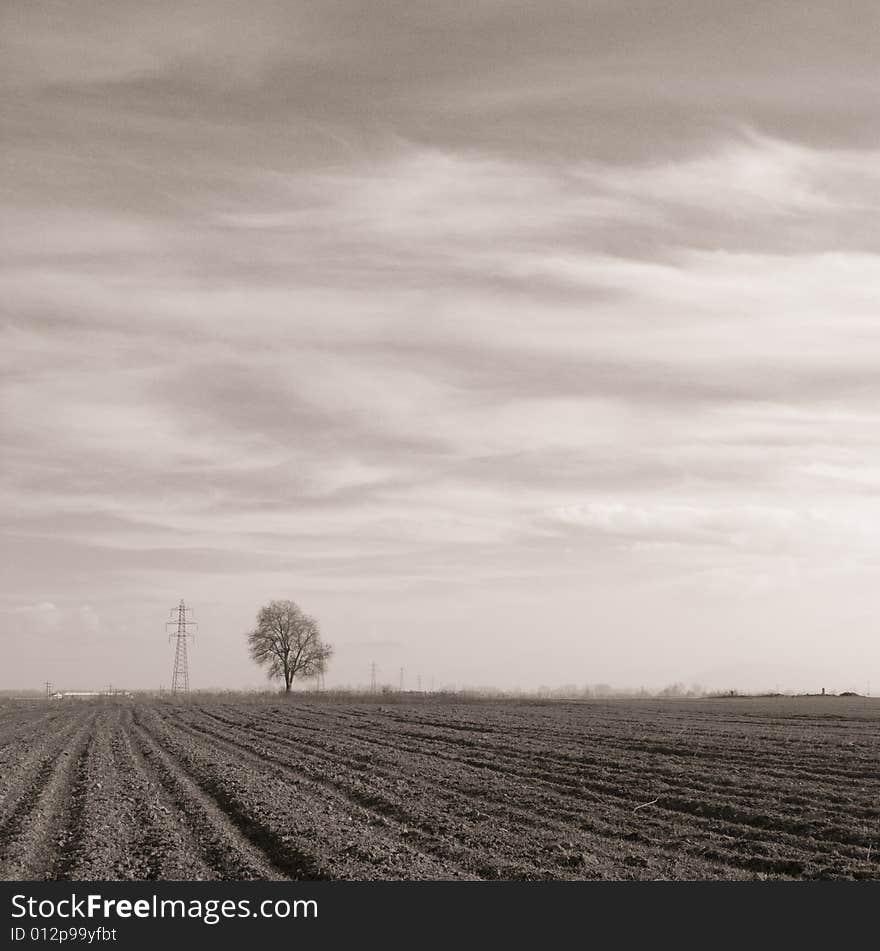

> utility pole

[
  {"left": 45, "top": 681, "right": 52, "bottom": 700},
  {"left": 166, "top": 600, "right": 197, "bottom": 694},
  {"left": 370, "top": 662, "right": 377, "bottom": 694},
  {"left": 399, "top": 667, "right": 404, "bottom": 692}
]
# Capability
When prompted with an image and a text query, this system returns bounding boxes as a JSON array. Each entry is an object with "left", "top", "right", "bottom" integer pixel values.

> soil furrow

[
  {"left": 2, "top": 696, "right": 877, "bottom": 881},
  {"left": 127, "top": 719, "right": 294, "bottom": 880},
  {"left": 0, "top": 711, "right": 96, "bottom": 880}
]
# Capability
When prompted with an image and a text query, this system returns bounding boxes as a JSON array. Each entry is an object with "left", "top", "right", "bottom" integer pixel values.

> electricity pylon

[{"left": 166, "top": 599, "right": 197, "bottom": 694}]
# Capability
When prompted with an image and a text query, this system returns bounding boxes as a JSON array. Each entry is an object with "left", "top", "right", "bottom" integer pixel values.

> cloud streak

[{"left": 2, "top": 2, "right": 880, "bottom": 691}]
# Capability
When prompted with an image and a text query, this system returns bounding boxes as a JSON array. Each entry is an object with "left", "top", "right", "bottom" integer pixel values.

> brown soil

[{"left": 1, "top": 695, "right": 877, "bottom": 881}]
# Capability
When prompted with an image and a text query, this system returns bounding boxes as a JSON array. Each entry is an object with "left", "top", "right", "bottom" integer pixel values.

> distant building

[{"left": 49, "top": 690, "right": 132, "bottom": 700}]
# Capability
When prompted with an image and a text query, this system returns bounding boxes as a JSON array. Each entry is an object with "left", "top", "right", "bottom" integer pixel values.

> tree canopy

[{"left": 246, "top": 599, "right": 332, "bottom": 692}]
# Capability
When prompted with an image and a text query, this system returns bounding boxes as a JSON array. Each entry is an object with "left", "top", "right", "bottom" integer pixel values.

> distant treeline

[
  {"left": 124, "top": 683, "right": 865, "bottom": 701},
  {"left": 6, "top": 684, "right": 865, "bottom": 702}
]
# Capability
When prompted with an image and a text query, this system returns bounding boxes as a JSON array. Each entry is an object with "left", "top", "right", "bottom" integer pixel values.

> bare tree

[{"left": 247, "top": 600, "right": 332, "bottom": 693}]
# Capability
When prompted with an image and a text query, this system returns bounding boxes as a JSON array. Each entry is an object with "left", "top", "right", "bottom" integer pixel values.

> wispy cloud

[{"left": 2, "top": 2, "right": 880, "bottom": 690}]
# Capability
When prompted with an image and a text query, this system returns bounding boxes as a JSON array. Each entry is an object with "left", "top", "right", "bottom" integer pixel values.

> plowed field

[{"left": 1, "top": 696, "right": 877, "bottom": 880}]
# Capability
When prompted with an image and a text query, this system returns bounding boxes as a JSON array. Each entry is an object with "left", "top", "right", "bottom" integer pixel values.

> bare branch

[{"left": 245, "top": 599, "right": 332, "bottom": 693}]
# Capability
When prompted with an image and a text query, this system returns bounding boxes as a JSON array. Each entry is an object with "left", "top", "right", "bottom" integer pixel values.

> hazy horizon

[{"left": 3, "top": 2, "right": 880, "bottom": 695}]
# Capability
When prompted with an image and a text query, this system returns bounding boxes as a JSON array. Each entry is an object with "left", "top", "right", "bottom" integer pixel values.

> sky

[{"left": 2, "top": 1, "right": 880, "bottom": 694}]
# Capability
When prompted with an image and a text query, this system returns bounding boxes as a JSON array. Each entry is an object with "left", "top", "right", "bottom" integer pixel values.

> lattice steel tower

[{"left": 166, "top": 599, "right": 197, "bottom": 694}]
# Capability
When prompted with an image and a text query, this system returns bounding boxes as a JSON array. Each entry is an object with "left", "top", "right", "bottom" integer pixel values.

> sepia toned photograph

[{"left": 2, "top": 0, "right": 879, "bottom": 889}]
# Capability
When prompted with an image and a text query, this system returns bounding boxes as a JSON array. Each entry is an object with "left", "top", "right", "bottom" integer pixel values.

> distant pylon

[{"left": 166, "top": 599, "right": 197, "bottom": 694}]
